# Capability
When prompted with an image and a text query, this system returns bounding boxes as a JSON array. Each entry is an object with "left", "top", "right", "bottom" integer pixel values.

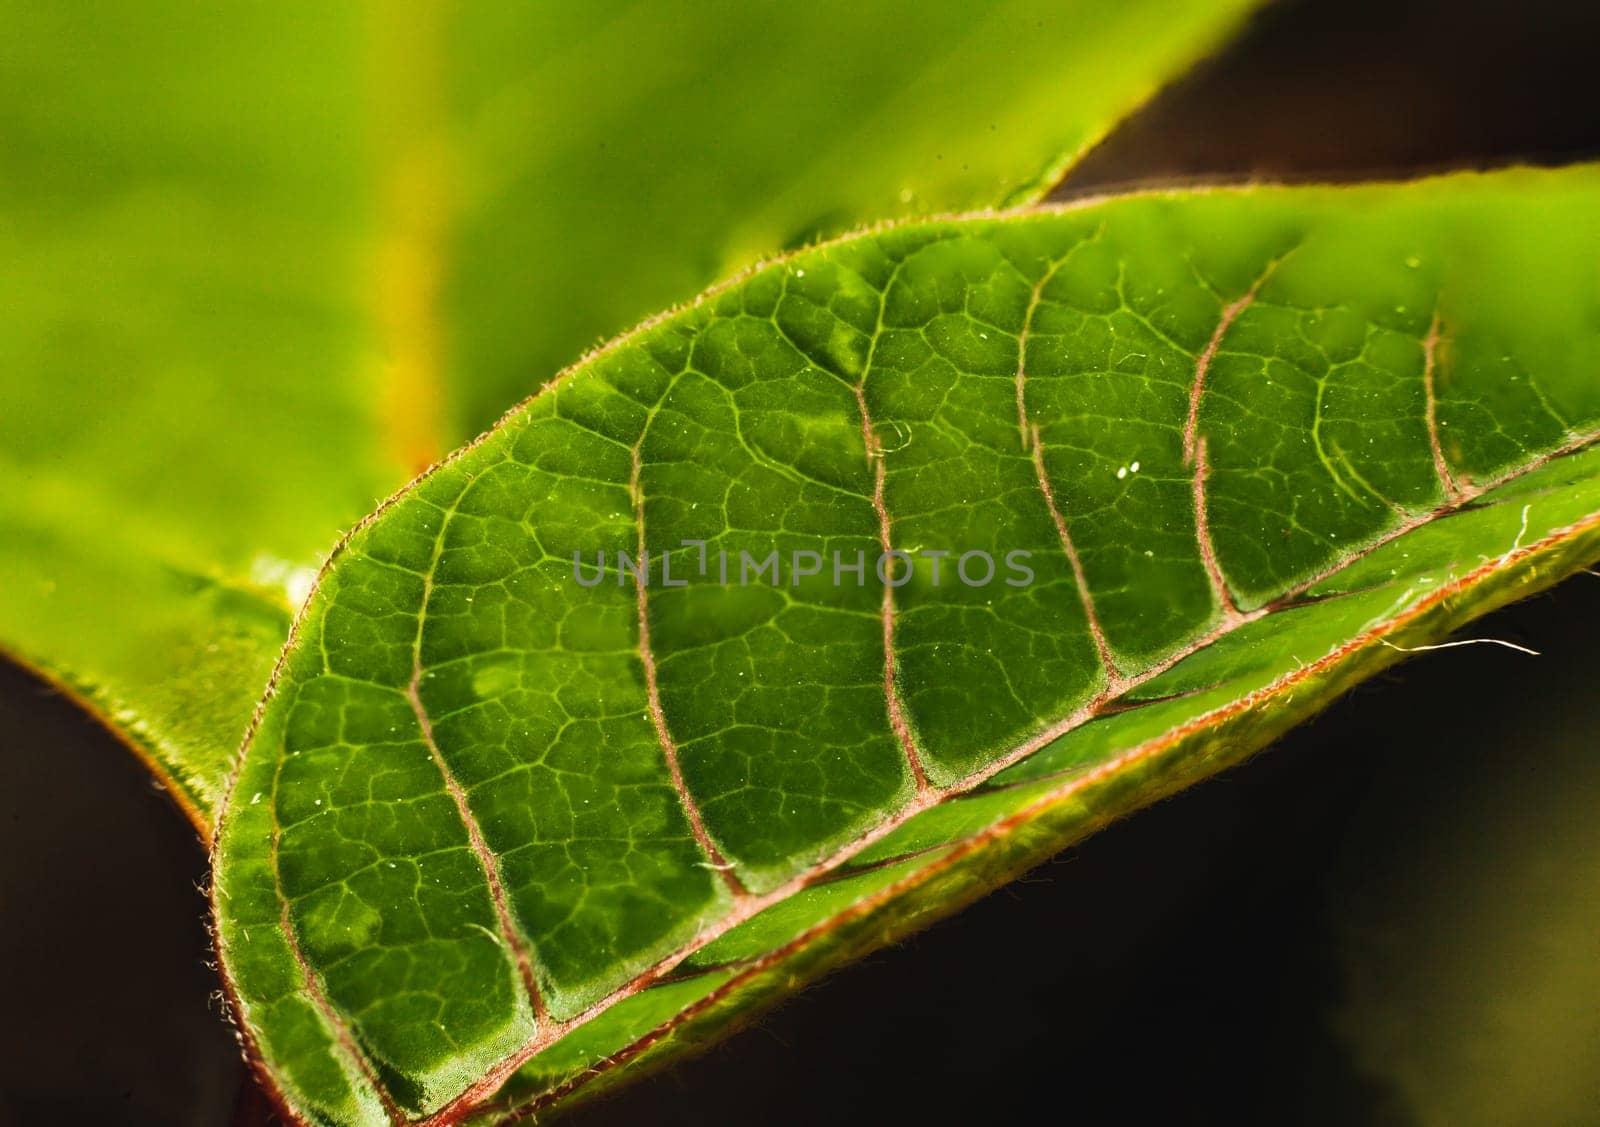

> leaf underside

[
  {"left": 213, "top": 169, "right": 1600, "bottom": 1125},
  {"left": 0, "top": 0, "right": 1260, "bottom": 831}
]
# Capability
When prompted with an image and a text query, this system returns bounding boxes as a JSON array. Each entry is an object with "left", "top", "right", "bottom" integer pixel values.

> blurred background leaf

[{"left": 0, "top": 0, "right": 1261, "bottom": 828}]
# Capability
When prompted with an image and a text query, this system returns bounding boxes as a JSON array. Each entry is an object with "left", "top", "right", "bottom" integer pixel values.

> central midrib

[{"left": 371, "top": 0, "right": 453, "bottom": 478}]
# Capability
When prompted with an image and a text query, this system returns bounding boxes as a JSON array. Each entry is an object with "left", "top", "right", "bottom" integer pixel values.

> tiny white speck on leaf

[
  {"left": 251, "top": 792, "right": 262, "bottom": 805},
  {"left": 1116, "top": 466, "right": 1127, "bottom": 480}
]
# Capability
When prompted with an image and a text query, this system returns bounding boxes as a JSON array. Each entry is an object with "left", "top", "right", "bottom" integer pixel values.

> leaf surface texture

[{"left": 213, "top": 169, "right": 1600, "bottom": 1124}]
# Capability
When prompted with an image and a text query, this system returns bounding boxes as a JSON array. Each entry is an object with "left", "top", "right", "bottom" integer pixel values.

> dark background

[{"left": 3, "top": 0, "right": 1599, "bottom": 1122}]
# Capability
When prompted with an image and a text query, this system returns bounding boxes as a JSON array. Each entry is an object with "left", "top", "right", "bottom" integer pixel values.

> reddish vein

[
  {"left": 1014, "top": 259, "right": 1068, "bottom": 453},
  {"left": 1422, "top": 314, "right": 1466, "bottom": 502},
  {"left": 407, "top": 676, "right": 547, "bottom": 1022},
  {"left": 1181, "top": 255, "right": 1294, "bottom": 621},
  {"left": 1182, "top": 262, "right": 1277, "bottom": 466},
  {"left": 1191, "top": 436, "right": 1243, "bottom": 620},
  {"left": 854, "top": 382, "right": 929, "bottom": 792},
  {"left": 1030, "top": 424, "right": 1123, "bottom": 687},
  {"left": 274, "top": 897, "right": 406, "bottom": 1125},
  {"left": 630, "top": 445, "right": 749, "bottom": 896},
  {"left": 262, "top": 738, "right": 405, "bottom": 1125},
  {"left": 408, "top": 562, "right": 552, "bottom": 1025},
  {"left": 1013, "top": 258, "right": 1122, "bottom": 685}
]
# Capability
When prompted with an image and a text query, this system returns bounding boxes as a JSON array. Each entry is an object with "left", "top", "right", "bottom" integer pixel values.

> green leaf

[
  {"left": 0, "top": 0, "right": 1261, "bottom": 832},
  {"left": 212, "top": 168, "right": 1600, "bottom": 1124}
]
